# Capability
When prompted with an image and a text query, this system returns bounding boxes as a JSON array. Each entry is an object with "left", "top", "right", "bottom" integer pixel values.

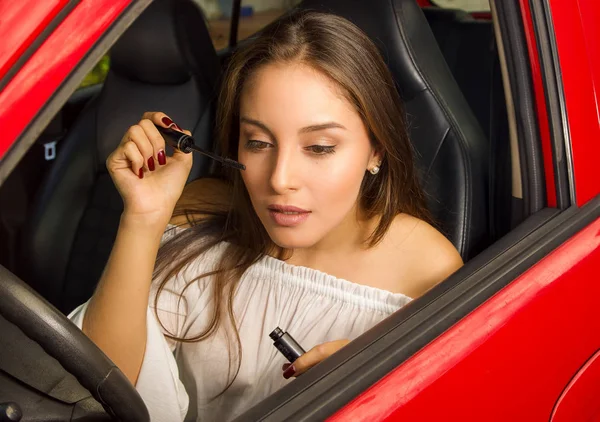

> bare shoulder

[
  {"left": 384, "top": 214, "right": 463, "bottom": 298},
  {"left": 169, "top": 177, "right": 232, "bottom": 227}
]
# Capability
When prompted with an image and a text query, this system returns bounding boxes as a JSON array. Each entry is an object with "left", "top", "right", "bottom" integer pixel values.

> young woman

[{"left": 69, "top": 10, "right": 463, "bottom": 421}]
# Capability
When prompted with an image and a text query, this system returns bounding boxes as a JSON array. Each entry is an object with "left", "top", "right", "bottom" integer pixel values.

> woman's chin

[{"left": 266, "top": 227, "right": 320, "bottom": 250}]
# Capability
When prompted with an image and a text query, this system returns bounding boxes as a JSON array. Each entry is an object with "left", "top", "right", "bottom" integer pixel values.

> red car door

[{"left": 329, "top": 0, "right": 600, "bottom": 420}]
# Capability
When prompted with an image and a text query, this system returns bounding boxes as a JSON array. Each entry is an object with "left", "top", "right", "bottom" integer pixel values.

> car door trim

[
  {"left": 0, "top": 1, "right": 81, "bottom": 93},
  {"left": 529, "top": 0, "right": 574, "bottom": 208},
  {"left": 0, "top": 0, "right": 152, "bottom": 187}
]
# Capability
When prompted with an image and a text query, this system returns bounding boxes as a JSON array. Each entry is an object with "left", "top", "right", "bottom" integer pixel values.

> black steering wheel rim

[{"left": 0, "top": 265, "right": 149, "bottom": 421}]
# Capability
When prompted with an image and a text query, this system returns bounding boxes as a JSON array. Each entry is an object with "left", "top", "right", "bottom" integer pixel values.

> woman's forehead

[{"left": 239, "top": 62, "right": 359, "bottom": 129}]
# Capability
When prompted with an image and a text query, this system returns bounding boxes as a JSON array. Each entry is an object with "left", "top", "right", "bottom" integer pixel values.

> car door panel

[
  {"left": 551, "top": 348, "right": 600, "bottom": 422},
  {"left": 330, "top": 212, "right": 600, "bottom": 421}
]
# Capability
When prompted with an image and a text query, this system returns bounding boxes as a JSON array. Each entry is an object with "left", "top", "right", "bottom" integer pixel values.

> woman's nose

[{"left": 269, "top": 147, "right": 300, "bottom": 194}]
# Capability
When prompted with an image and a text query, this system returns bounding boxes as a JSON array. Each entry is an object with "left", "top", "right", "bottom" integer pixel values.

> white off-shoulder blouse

[{"left": 69, "top": 225, "right": 412, "bottom": 421}]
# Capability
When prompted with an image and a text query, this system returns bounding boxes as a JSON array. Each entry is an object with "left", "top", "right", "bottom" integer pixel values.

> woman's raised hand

[{"left": 106, "top": 112, "right": 193, "bottom": 227}]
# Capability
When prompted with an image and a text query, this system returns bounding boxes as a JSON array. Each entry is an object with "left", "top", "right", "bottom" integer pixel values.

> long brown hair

[{"left": 153, "top": 10, "right": 429, "bottom": 399}]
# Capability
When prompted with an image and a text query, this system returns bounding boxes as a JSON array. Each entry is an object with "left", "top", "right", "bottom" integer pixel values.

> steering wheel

[{"left": 0, "top": 265, "right": 149, "bottom": 421}]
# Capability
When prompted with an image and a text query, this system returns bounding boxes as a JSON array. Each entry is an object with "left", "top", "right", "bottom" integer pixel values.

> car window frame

[{"left": 0, "top": 0, "right": 152, "bottom": 186}]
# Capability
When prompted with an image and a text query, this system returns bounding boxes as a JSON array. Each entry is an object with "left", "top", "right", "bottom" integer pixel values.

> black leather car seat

[
  {"left": 423, "top": 7, "right": 511, "bottom": 241},
  {"left": 298, "top": 0, "right": 490, "bottom": 260},
  {"left": 422, "top": 7, "right": 498, "bottom": 142},
  {"left": 20, "top": 0, "right": 221, "bottom": 313}
]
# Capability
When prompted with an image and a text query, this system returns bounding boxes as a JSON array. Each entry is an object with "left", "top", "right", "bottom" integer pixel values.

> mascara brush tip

[{"left": 225, "top": 159, "right": 246, "bottom": 171}]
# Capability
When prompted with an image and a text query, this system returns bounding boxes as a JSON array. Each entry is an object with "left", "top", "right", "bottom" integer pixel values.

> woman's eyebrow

[
  {"left": 240, "top": 117, "right": 275, "bottom": 139},
  {"left": 240, "top": 117, "right": 346, "bottom": 136},
  {"left": 299, "top": 122, "right": 347, "bottom": 134}
]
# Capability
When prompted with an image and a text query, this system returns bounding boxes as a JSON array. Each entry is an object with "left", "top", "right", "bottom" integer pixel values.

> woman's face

[{"left": 238, "top": 62, "right": 380, "bottom": 250}]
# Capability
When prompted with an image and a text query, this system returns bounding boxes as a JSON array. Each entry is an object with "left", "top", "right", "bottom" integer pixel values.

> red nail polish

[
  {"left": 161, "top": 116, "right": 174, "bottom": 127},
  {"left": 283, "top": 365, "right": 295, "bottom": 379},
  {"left": 158, "top": 150, "right": 166, "bottom": 165},
  {"left": 138, "top": 168, "right": 144, "bottom": 179},
  {"left": 148, "top": 156, "right": 155, "bottom": 171},
  {"left": 282, "top": 363, "right": 291, "bottom": 371},
  {"left": 173, "top": 123, "right": 182, "bottom": 131}
]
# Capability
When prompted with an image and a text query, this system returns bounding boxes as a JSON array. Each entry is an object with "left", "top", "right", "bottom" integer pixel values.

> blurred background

[
  {"left": 80, "top": 0, "right": 302, "bottom": 88},
  {"left": 80, "top": 0, "right": 491, "bottom": 88}
]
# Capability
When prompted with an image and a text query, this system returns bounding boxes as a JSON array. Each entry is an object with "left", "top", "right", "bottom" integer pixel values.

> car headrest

[
  {"left": 110, "top": 0, "right": 208, "bottom": 85},
  {"left": 298, "top": 0, "right": 462, "bottom": 101},
  {"left": 295, "top": 0, "right": 490, "bottom": 258}
]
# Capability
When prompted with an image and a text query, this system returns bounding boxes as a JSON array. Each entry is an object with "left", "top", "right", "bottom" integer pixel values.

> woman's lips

[{"left": 267, "top": 205, "right": 311, "bottom": 227}]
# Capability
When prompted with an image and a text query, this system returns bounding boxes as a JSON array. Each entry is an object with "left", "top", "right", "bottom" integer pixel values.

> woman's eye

[
  {"left": 245, "top": 140, "right": 271, "bottom": 151},
  {"left": 307, "top": 145, "right": 336, "bottom": 155}
]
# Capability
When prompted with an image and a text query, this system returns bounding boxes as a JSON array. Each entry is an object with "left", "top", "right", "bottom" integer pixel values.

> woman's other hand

[
  {"left": 282, "top": 339, "right": 350, "bottom": 379},
  {"left": 106, "top": 112, "right": 193, "bottom": 227}
]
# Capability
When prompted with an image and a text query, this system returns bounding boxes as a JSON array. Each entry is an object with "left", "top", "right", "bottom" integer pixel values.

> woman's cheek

[
  {"left": 310, "top": 158, "right": 365, "bottom": 212},
  {"left": 241, "top": 155, "right": 267, "bottom": 193}
]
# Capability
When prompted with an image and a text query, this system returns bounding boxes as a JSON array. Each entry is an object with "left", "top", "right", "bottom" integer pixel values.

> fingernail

[
  {"left": 158, "top": 150, "right": 166, "bottom": 166},
  {"left": 161, "top": 116, "right": 174, "bottom": 127},
  {"left": 282, "top": 363, "right": 291, "bottom": 371},
  {"left": 138, "top": 168, "right": 144, "bottom": 179},
  {"left": 173, "top": 123, "right": 182, "bottom": 131},
  {"left": 148, "top": 156, "right": 155, "bottom": 171},
  {"left": 283, "top": 365, "right": 295, "bottom": 379}
]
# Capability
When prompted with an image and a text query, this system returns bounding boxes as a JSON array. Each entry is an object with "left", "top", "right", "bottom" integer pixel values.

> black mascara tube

[{"left": 270, "top": 327, "right": 305, "bottom": 363}]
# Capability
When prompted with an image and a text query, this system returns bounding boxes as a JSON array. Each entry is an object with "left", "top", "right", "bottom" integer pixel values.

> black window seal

[
  {"left": 528, "top": 0, "right": 573, "bottom": 209},
  {"left": 494, "top": 0, "right": 546, "bottom": 215},
  {"left": 0, "top": 0, "right": 153, "bottom": 187}
]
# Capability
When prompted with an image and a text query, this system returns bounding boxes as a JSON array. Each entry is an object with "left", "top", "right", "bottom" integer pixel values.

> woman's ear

[
  {"left": 367, "top": 150, "right": 384, "bottom": 175},
  {"left": 368, "top": 148, "right": 384, "bottom": 170}
]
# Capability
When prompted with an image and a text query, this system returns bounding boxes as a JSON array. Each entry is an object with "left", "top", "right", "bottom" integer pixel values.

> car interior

[
  {"left": 1, "top": 0, "right": 512, "bottom": 315},
  {"left": 0, "top": 0, "right": 540, "bottom": 420}
]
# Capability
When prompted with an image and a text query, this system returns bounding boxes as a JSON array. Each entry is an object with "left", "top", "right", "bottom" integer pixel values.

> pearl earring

[{"left": 369, "top": 165, "right": 380, "bottom": 175}]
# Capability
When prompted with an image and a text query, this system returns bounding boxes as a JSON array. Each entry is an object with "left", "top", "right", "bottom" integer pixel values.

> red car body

[{"left": 1, "top": 1, "right": 599, "bottom": 421}]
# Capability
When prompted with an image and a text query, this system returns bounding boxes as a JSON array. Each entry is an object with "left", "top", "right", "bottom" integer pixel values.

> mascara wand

[{"left": 155, "top": 125, "right": 246, "bottom": 171}]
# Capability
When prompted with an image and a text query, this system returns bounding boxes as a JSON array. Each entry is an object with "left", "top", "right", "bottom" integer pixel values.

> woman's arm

[
  {"left": 82, "top": 215, "right": 166, "bottom": 385},
  {"left": 80, "top": 112, "right": 193, "bottom": 385},
  {"left": 82, "top": 178, "right": 230, "bottom": 385}
]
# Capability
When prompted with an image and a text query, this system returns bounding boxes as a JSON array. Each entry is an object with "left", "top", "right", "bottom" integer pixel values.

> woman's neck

[{"left": 283, "top": 206, "right": 379, "bottom": 268}]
